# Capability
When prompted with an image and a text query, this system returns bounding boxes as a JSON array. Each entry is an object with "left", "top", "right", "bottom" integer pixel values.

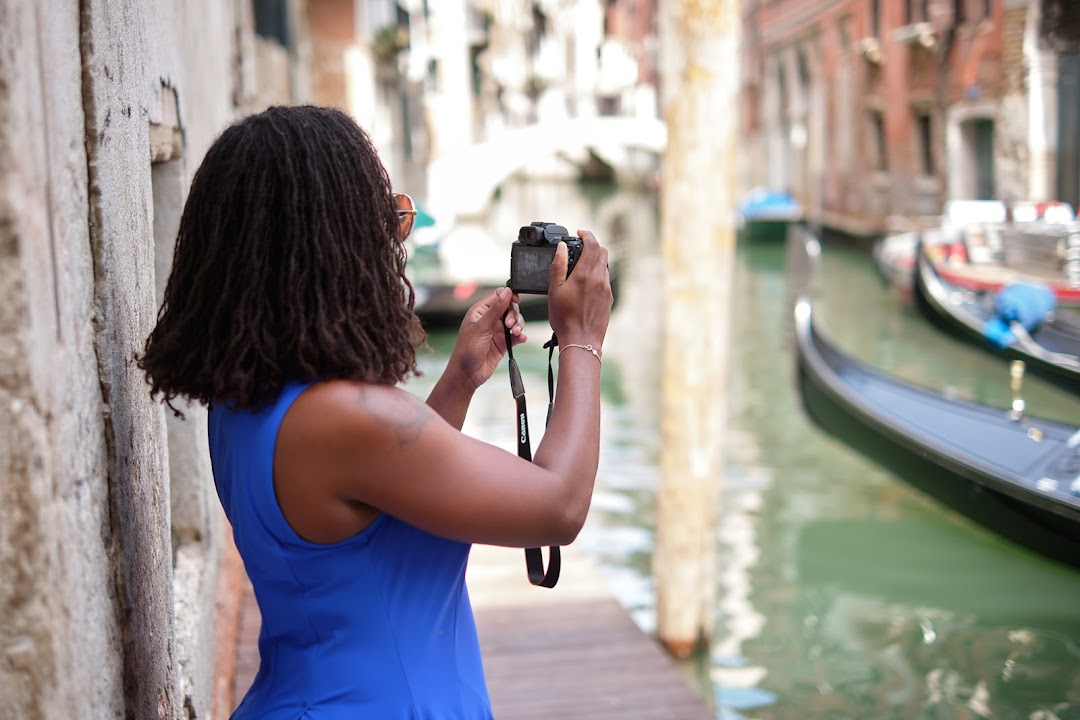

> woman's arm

[
  {"left": 279, "top": 375, "right": 599, "bottom": 547},
  {"left": 424, "top": 362, "right": 476, "bottom": 432}
]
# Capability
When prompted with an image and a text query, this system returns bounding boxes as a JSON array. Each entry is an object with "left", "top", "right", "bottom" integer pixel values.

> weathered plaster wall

[
  {"left": 0, "top": 0, "right": 274, "bottom": 718},
  {"left": 0, "top": 2, "right": 125, "bottom": 718}
]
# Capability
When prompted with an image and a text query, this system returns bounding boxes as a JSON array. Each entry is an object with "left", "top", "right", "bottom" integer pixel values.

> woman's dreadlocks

[{"left": 139, "top": 105, "right": 425, "bottom": 411}]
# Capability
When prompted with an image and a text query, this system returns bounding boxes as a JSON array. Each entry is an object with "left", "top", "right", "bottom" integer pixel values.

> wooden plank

[{"left": 469, "top": 545, "right": 714, "bottom": 720}]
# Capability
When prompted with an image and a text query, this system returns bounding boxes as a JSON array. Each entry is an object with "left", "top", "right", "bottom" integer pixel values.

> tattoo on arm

[{"left": 371, "top": 392, "right": 435, "bottom": 447}]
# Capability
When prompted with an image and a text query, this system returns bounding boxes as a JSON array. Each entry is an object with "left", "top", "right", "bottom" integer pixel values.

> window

[
  {"left": 797, "top": 49, "right": 810, "bottom": 88},
  {"left": 974, "top": 119, "right": 994, "bottom": 198},
  {"left": 906, "top": 0, "right": 929, "bottom": 24},
  {"left": 871, "top": 111, "right": 887, "bottom": 171},
  {"left": 960, "top": 118, "right": 995, "bottom": 199},
  {"left": 426, "top": 58, "right": 440, "bottom": 93},
  {"left": 916, "top": 112, "right": 934, "bottom": 175},
  {"left": 956, "top": 0, "right": 991, "bottom": 23},
  {"left": 470, "top": 46, "right": 483, "bottom": 100},
  {"left": 253, "top": 0, "right": 290, "bottom": 47}
]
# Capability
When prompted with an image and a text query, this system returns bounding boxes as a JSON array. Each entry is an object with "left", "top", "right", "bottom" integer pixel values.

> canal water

[{"left": 408, "top": 178, "right": 1080, "bottom": 719}]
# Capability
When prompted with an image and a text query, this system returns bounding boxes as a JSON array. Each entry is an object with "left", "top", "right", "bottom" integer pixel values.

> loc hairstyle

[{"left": 139, "top": 105, "right": 425, "bottom": 411}]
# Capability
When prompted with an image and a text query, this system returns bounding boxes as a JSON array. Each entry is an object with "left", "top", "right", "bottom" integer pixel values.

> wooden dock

[
  {"left": 220, "top": 541, "right": 713, "bottom": 720},
  {"left": 468, "top": 544, "right": 714, "bottom": 720}
]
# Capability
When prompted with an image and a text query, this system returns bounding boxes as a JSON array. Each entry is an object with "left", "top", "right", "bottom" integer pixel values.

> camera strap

[{"left": 504, "top": 323, "right": 561, "bottom": 588}]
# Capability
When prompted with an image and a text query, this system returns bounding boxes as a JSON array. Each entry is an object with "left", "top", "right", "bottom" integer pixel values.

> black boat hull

[
  {"left": 794, "top": 301, "right": 1080, "bottom": 570},
  {"left": 739, "top": 219, "right": 792, "bottom": 243}
]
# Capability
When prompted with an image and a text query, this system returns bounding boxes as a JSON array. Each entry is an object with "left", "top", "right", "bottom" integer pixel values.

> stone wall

[
  {"left": 0, "top": 1, "right": 301, "bottom": 718},
  {"left": 0, "top": 3, "right": 121, "bottom": 716}
]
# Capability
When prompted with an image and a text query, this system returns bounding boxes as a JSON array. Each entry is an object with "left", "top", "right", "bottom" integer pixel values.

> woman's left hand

[{"left": 448, "top": 287, "right": 527, "bottom": 391}]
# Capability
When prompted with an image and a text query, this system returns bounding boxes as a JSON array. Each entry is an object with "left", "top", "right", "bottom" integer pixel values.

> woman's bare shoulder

[{"left": 288, "top": 378, "right": 437, "bottom": 448}]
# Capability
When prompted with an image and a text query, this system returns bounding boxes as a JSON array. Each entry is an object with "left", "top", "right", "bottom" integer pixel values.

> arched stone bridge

[{"left": 426, "top": 116, "right": 667, "bottom": 218}]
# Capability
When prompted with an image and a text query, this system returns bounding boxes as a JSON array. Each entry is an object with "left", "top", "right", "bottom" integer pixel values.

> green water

[{"left": 410, "top": 179, "right": 1080, "bottom": 719}]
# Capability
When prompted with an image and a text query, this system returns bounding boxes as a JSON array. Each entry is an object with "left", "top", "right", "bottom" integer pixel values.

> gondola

[
  {"left": 794, "top": 298, "right": 1080, "bottom": 570},
  {"left": 737, "top": 188, "right": 802, "bottom": 243},
  {"left": 913, "top": 243, "right": 1080, "bottom": 395},
  {"left": 872, "top": 199, "right": 1080, "bottom": 307}
]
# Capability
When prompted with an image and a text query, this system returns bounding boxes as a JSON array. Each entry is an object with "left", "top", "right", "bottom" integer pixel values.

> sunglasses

[{"left": 394, "top": 192, "right": 417, "bottom": 239}]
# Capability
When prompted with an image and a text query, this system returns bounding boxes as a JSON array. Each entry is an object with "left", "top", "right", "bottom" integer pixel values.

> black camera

[{"left": 509, "top": 222, "right": 584, "bottom": 294}]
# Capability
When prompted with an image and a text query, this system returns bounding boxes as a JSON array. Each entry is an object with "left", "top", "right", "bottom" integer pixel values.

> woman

[{"left": 139, "top": 105, "right": 612, "bottom": 718}]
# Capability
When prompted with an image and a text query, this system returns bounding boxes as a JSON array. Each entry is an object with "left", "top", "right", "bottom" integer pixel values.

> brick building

[{"left": 741, "top": 0, "right": 1080, "bottom": 237}]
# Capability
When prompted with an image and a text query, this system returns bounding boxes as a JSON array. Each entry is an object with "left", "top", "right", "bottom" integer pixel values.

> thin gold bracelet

[{"left": 561, "top": 343, "right": 601, "bottom": 363}]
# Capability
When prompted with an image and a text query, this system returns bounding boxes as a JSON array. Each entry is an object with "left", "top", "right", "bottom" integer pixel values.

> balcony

[
  {"left": 893, "top": 22, "right": 937, "bottom": 49},
  {"left": 857, "top": 37, "right": 883, "bottom": 65}
]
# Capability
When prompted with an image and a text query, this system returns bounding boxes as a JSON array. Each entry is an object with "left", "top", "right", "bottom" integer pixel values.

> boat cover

[
  {"left": 738, "top": 188, "right": 801, "bottom": 221},
  {"left": 983, "top": 282, "right": 1057, "bottom": 347}
]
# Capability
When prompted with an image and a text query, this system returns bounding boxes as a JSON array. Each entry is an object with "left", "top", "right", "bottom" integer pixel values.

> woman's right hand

[{"left": 547, "top": 229, "right": 613, "bottom": 350}]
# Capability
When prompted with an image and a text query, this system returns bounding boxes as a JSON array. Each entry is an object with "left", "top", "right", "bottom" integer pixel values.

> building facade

[
  {"left": 741, "top": 0, "right": 1080, "bottom": 237},
  {"left": 300, "top": 0, "right": 661, "bottom": 200}
]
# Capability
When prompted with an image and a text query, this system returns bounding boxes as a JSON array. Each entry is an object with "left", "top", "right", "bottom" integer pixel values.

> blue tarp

[{"left": 982, "top": 282, "right": 1056, "bottom": 348}]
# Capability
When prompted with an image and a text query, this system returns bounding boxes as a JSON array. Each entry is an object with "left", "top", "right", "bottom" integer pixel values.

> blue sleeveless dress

[{"left": 209, "top": 381, "right": 493, "bottom": 719}]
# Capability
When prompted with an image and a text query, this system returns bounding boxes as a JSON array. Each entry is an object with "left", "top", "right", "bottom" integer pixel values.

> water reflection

[
  {"left": 721, "top": 239, "right": 1080, "bottom": 720},
  {"left": 408, "top": 178, "right": 1080, "bottom": 720}
]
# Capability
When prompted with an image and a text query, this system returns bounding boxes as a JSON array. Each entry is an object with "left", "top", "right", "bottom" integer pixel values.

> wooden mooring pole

[{"left": 654, "top": 0, "right": 741, "bottom": 657}]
